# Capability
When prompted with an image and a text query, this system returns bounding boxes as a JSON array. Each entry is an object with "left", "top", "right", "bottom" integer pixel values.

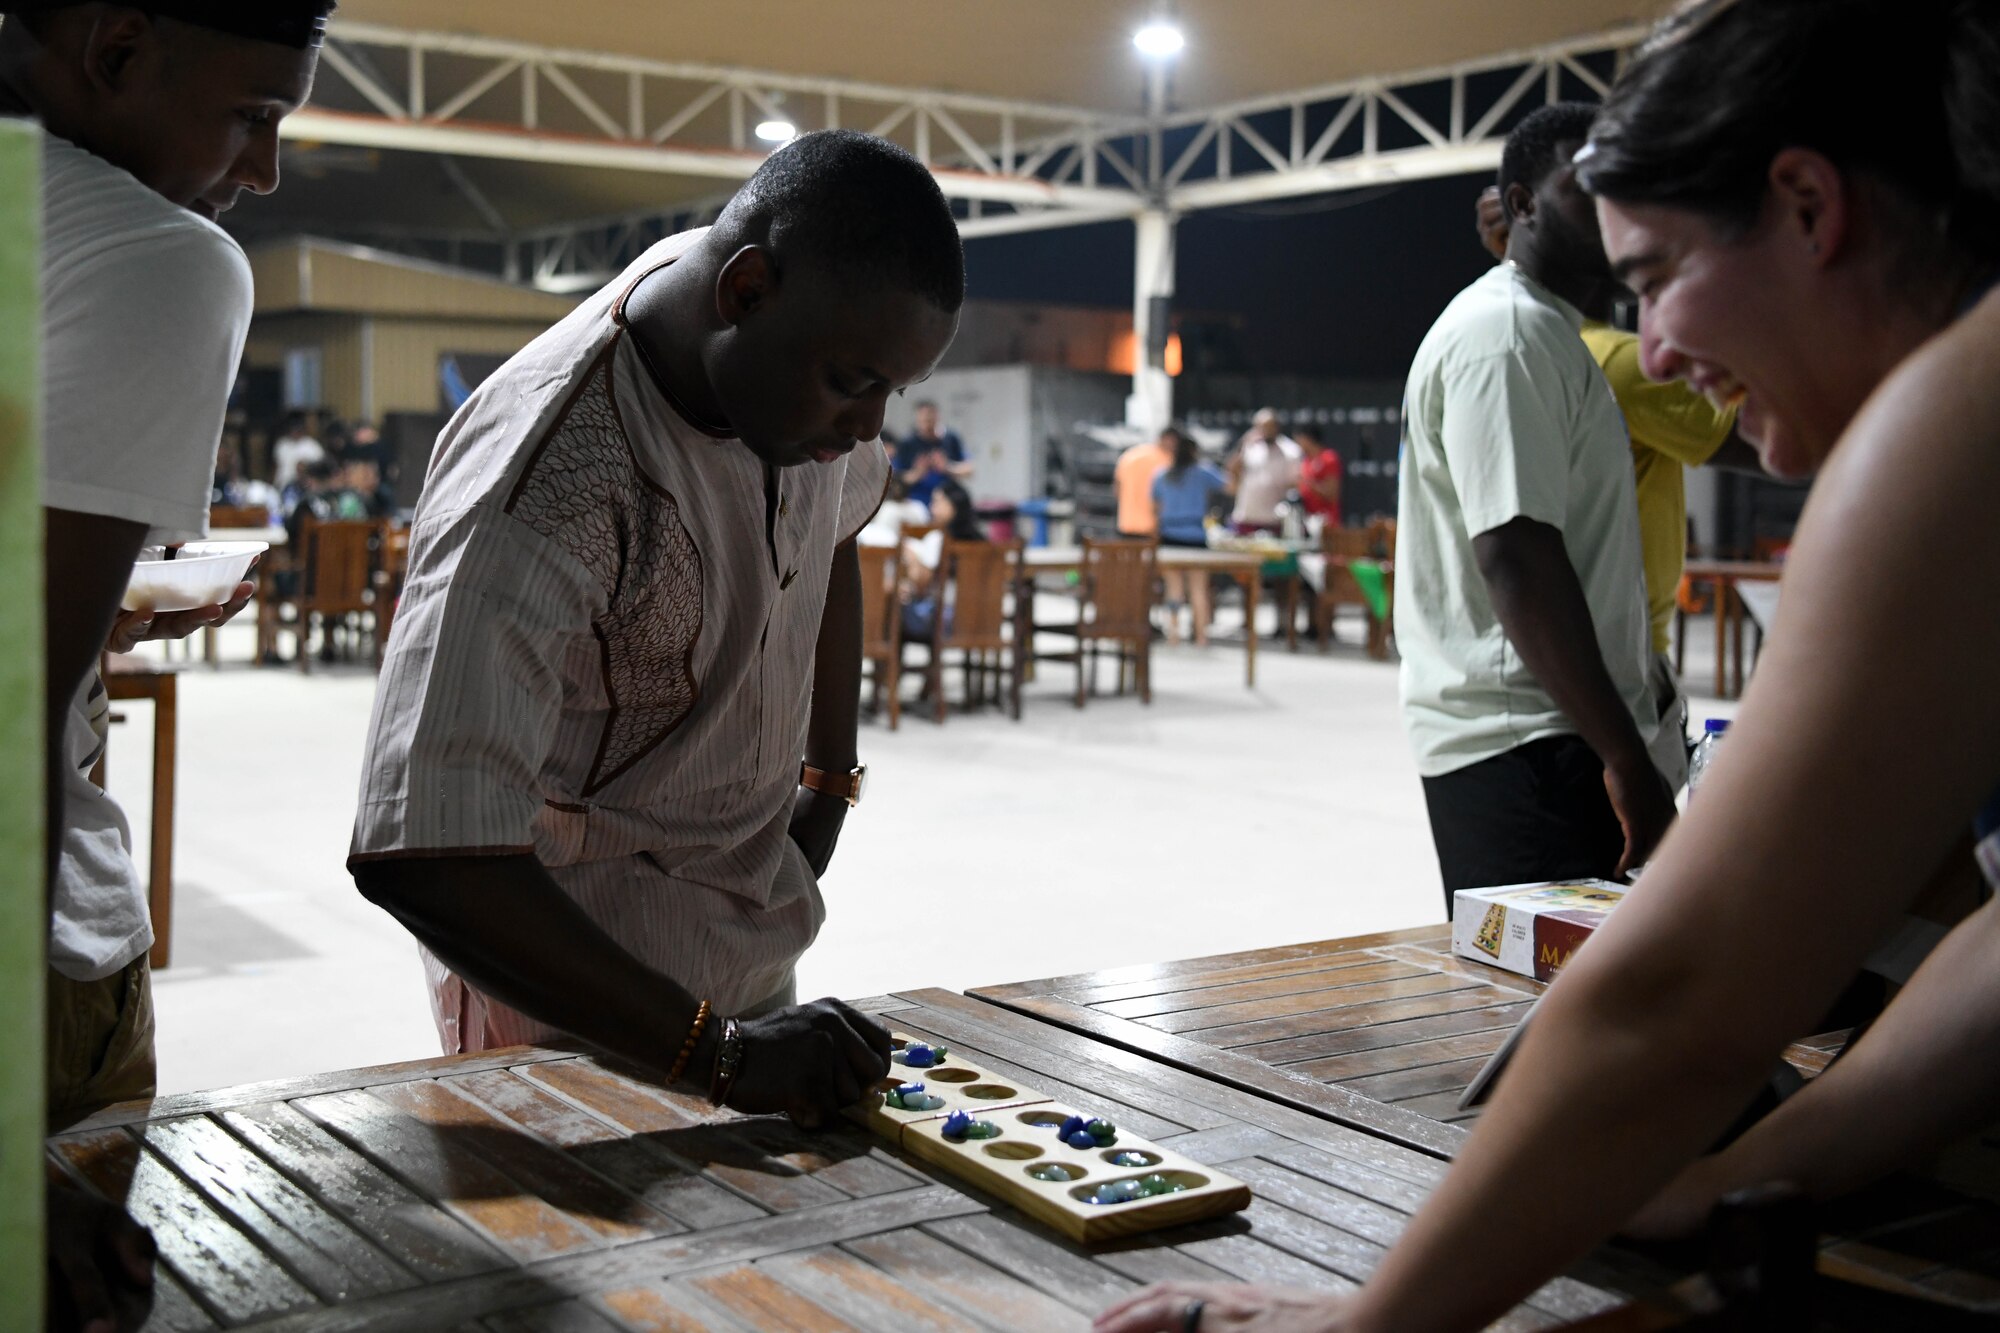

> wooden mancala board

[{"left": 844, "top": 1032, "right": 1251, "bottom": 1244}]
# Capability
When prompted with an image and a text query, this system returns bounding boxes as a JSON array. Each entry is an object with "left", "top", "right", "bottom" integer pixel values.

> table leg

[
  {"left": 1730, "top": 585, "right": 1746, "bottom": 698},
  {"left": 1713, "top": 577, "right": 1730, "bottom": 700},
  {"left": 147, "top": 674, "right": 176, "bottom": 970},
  {"left": 1243, "top": 572, "right": 1259, "bottom": 688}
]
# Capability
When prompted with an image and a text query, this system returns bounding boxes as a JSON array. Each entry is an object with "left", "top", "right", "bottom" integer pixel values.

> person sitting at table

[
  {"left": 349, "top": 129, "right": 962, "bottom": 1128},
  {"left": 899, "top": 476, "right": 985, "bottom": 641},
  {"left": 1098, "top": 2, "right": 2000, "bottom": 1328},
  {"left": 855, "top": 472, "right": 929, "bottom": 550},
  {"left": 1397, "top": 103, "right": 1679, "bottom": 913},
  {"left": 1152, "top": 426, "right": 1229, "bottom": 646}
]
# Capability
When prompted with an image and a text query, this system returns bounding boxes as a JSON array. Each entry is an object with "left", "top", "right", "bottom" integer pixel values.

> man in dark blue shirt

[{"left": 894, "top": 399, "right": 972, "bottom": 507}]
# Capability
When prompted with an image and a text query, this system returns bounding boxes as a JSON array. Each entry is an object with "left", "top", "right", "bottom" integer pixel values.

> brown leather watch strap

[{"left": 799, "top": 762, "right": 863, "bottom": 806}]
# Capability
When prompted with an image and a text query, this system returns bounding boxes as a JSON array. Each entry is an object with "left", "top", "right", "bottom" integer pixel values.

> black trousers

[{"left": 1421, "top": 734, "right": 1625, "bottom": 916}]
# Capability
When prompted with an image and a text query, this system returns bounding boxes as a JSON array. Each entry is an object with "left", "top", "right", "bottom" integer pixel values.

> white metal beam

[{"left": 280, "top": 107, "right": 1141, "bottom": 212}]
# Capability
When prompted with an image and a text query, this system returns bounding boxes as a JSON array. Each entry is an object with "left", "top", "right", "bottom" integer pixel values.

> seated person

[
  {"left": 349, "top": 130, "right": 964, "bottom": 1125},
  {"left": 855, "top": 472, "right": 928, "bottom": 549},
  {"left": 1099, "top": 2, "right": 2000, "bottom": 1328},
  {"left": 899, "top": 477, "right": 984, "bottom": 641},
  {"left": 1150, "top": 426, "right": 1228, "bottom": 645}
]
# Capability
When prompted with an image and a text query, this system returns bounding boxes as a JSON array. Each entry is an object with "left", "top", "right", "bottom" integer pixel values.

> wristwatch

[{"left": 799, "top": 762, "right": 867, "bottom": 808}]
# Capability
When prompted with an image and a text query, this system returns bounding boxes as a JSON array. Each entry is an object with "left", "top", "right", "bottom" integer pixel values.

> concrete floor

[{"left": 102, "top": 603, "right": 1740, "bottom": 1097}]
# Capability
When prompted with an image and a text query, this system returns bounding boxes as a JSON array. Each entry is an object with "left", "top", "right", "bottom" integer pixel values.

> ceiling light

[
  {"left": 754, "top": 119, "right": 797, "bottom": 144},
  {"left": 1133, "top": 22, "right": 1185, "bottom": 59}
]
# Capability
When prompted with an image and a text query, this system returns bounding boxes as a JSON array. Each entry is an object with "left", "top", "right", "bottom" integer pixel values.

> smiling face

[
  {"left": 1598, "top": 184, "right": 1858, "bottom": 480},
  {"left": 705, "top": 248, "right": 959, "bottom": 469}
]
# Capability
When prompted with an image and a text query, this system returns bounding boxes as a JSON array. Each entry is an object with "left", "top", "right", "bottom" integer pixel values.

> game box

[{"left": 1451, "top": 879, "right": 1627, "bottom": 981}]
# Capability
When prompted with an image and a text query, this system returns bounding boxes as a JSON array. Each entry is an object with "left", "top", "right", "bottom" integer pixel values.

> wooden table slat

[
  {"left": 1063, "top": 949, "right": 1439, "bottom": 1010},
  {"left": 1092, "top": 959, "right": 1434, "bottom": 1021},
  {"left": 842, "top": 1226, "right": 1095, "bottom": 1331},
  {"left": 50, "top": 1127, "right": 319, "bottom": 1324},
  {"left": 137, "top": 1114, "right": 417, "bottom": 1303},
  {"left": 480, "top": 1298, "right": 630, "bottom": 1332},
  {"left": 759, "top": 1246, "right": 994, "bottom": 1333},
  {"left": 216, "top": 1100, "right": 512, "bottom": 1282},
  {"left": 689, "top": 1262, "right": 869, "bottom": 1331}
]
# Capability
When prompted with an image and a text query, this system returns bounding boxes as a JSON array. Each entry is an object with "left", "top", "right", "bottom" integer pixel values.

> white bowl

[{"left": 121, "top": 541, "right": 268, "bottom": 613}]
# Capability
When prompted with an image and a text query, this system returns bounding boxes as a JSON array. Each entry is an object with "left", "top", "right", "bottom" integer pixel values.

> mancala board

[{"left": 845, "top": 1033, "right": 1251, "bottom": 1243}]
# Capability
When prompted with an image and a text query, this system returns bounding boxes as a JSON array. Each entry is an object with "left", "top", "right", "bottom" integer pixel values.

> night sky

[{"left": 963, "top": 169, "right": 1497, "bottom": 383}]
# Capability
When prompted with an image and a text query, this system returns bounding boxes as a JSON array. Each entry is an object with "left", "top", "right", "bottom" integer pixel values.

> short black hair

[
  {"left": 716, "top": 129, "right": 965, "bottom": 314},
  {"left": 1498, "top": 103, "right": 1601, "bottom": 202}
]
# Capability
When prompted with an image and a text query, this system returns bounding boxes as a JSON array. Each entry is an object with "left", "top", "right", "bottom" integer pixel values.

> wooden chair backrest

[
  {"left": 856, "top": 543, "right": 901, "bottom": 656},
  {"left": 1368, "top": 517, "right": 1398, "bottom": 560},
  {"left": 380, "top": 525, "right": 412, "bottom": 580},
  {"left": 1081, "top": 538, "right": 1157, "bottom": 639},
  {"left": 299, "top": 518, "right": 380, "bottom": 615},
  {"left": 939, "top": 540, "right": 1019, "bottom": 649},
  {"left": 902, "top": 520, "right": 945, "bottom": 543},
  {"left": 1322, "top": 525, "right": 1373, "bottom": 559},
  {"left": 210, "top": 503, "right": 269, "bottom": 529}
]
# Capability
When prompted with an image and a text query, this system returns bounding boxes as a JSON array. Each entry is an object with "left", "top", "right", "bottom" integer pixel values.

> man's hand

[
  {"left": 47, "top": 1181, "right": 155, "bottom": 1333},
  {"left": 724, "top": 997, "right": 893, "bottom": 1128},
  {"left": 787, "top": 787, "right": 848, "bottom": 879},
  {"left": 1604, "top": 756, "right": 1678, "bottom": 877},
  {"left": 107, "top": 573, "right": 255, "bottom": 654},
  {"left": 1094, "top": 1280, "right": 1357, "bottom": 1333},
  {"left": 1476, "top": 185, "right": 1510, "bottom": 260}
]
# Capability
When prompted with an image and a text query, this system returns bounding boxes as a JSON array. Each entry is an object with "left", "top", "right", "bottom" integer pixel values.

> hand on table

[
  {"left": 1604, "top": 757, "right": 1678, "bottom": 878},
  {"left": 1095, "top": 1281, "right": 1356, "bottom": 1333},
  {"left": 108, "top": 567, "right": 258, "bottom": 654},
  {"left": 47, "top": 1180, "right": 155, "bottom": 1333},
  {"left": 723, "top": 997, "right": 892, "bottom": 1128},
  {"left": 787, "top": 786, "right": 848, "bottom": 880}
]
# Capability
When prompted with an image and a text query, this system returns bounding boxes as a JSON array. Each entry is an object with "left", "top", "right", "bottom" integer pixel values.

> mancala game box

[{"left": 1451, "top": 879, "right": 1626, "bottom": 981}]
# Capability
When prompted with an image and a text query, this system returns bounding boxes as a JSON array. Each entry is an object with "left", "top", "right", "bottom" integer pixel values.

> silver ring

[{"left": 1183, "top": 1298, "right": 1205, "bottom": 1333}]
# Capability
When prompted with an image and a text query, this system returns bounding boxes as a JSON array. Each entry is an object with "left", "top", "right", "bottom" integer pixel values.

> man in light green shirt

[{"left": 1396, "top": 105, "right": 1678, "bottom": 911}]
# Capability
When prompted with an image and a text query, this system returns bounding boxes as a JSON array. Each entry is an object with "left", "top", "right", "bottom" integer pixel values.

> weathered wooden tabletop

[
  {"left": 970, "top": 927, "right": 2000, "bottom": 1313},
  {"left": 52, "top": 984, "right": 1652, "bottom": 1332}
]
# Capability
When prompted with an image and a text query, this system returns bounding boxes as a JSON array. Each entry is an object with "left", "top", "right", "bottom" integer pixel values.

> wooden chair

[
  {"left": 280, "top": 517, "right": 383, "bottom": 672},
  {"left": 858, "top": 543, "right": 906, "bottom": 730},
  {"left": 208, "top": 502, "right": 271, "bottom": 530},
  {"left": 372, "top": 524, "right": 411, "bottom": 663},
  {"left": 95, "top": 654, "right": 178, "bottom": 968},
  {"left": 916, "top": 539, "right": 1025, "bottom": 723},
  {"left": 1042, "top": 538, "right": 1157, "bottom": 707},
  {"left": 1310, "top": 521, "right": 1396, "bottom": 660}
]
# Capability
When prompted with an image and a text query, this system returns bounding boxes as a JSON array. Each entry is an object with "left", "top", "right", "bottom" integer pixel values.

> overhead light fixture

[
  {"left": 755, "top": 119, "right": 797, "bottom": 144},
  {"left": 1133, "top": 21, "right": 1185, "bottom": 59}
]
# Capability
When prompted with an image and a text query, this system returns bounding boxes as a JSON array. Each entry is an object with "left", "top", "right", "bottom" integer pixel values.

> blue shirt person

[
  {"left": 1152, "top": 462, "right": 1229, "bottom": 545},
  {"left": 895, "top": 400, "right": 972, "bottom": 507}
]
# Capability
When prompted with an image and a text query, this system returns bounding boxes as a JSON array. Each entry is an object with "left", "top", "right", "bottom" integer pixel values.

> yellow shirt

[
  {"left": 1580, "top": 322, "right": 1736, "bottom": 654},
  {"left": 1114, "top": 440, "right": 1172, "bottom": 535}
]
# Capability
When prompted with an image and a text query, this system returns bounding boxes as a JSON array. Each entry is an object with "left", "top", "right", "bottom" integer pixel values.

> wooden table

[
  {"left": 52, "top": 988, "right": 1662, "bottom": 1330},
  {"left": 1018, "top": 546, "right": 1270, "bottom": 688},
  {"left": 975, "top": 929, "right": 2000, "bottom": 1313},
  {"left": 1682, "top": 559, "right": 1784, "bottom": 699}
]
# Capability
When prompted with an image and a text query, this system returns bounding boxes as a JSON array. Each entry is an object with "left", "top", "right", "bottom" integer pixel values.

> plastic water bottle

[{"left": 1688, "top": 718, "right": 1730, "bottom": 795}]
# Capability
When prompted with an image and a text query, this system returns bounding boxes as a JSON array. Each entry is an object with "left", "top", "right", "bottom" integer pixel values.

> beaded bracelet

[
  {"left": 709, "top": 1016, "right": 744, "bottom": 1107},
  {"left": 666, "top": 999, "right": 711, "bottom": 1085}
]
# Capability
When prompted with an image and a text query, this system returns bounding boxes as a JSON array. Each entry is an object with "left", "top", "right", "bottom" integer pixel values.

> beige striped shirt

[{"left": 352, "top": 230, "right": 889, "bottom": 1039}]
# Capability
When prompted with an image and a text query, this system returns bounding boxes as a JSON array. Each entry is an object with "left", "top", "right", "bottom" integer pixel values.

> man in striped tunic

[{"left": 350, "top": 131, "right": 962, "bottom": 1125}]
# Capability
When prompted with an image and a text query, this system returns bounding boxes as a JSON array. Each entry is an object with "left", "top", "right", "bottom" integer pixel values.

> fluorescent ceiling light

[
  {"left": 1133, "top": 22, "right": 1185, "bottom": 58},
  {"left": 755, "top": 119, "right": 797, "bottom": 144}
]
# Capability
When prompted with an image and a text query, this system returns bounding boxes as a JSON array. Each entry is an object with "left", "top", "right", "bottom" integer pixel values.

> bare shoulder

[{"left": 1807, "top": 292, "right": 2000, "bottom": 544}]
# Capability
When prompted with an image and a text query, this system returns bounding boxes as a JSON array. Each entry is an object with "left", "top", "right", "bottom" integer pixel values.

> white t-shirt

[
  {"left": 272, "top": 433, "right": 325, "bottom": 489},
  {"left": 1231, "top": 435, "right": 1302, "bottom": 526},
  {"left": 40, "top": 132, "right": 253, "bottom": 980},
  {"left": 1393, "top": 263, "right": 1657, "bottom": 779},
  {"left": 856, "top": 496, "right": 928, "bottom": 549}
]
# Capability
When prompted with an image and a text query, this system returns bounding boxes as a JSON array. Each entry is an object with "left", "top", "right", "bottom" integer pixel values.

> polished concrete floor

[{"left": 103, "top": 604, "right": 1740, "bottom": 1096}]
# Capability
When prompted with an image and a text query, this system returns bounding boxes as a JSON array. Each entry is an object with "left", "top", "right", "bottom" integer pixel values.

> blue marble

[
  {"left": 1064, "top": 1130, "right": 1098, "bottom": 1151},
  {"left": 897, "top": 1043, "right": 937, "bottom": 1068},
  {"left": 1059, "top": 1114, "right": 1089, "bottom": 1140},
  {"left": 942, "top": 1110, "right": 974, "bottom": 1140}
]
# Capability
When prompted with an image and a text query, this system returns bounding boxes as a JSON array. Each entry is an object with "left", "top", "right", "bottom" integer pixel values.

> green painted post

[{"left": 0, "top": 116, "right": 46, "bottom": 1324}]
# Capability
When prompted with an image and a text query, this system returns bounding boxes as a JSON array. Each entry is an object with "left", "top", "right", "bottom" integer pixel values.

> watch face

[{"left": 850, "top": 765, "right": 868, "bottom": 806}]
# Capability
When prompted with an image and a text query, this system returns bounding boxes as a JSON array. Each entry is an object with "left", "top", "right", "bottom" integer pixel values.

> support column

[{"left": 1126, "top": 206, "right": 1177, "bottom": 434}]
